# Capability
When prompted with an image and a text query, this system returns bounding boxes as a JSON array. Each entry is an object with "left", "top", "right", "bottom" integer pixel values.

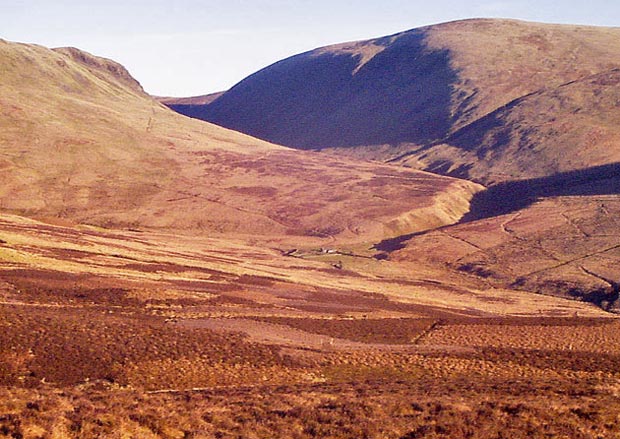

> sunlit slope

[
  {"left": 175, "top": 19, "right": 620, "bottom": 184},
  {"left": 0, "top": 39, "right": 480, "bottom": 241},
  {"left": 389, "top": 193, "right": 620, "bottom": 311}
]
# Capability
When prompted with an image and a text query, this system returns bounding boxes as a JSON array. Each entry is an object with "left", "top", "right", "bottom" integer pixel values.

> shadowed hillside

[
  {"left": 172, "top": 19, "right": 620, "bottom": 184},
  {"left": 174, "top": 30, "right": 457, "bottom": 149},
  {"left": 461, "top": 163, "right": 620, "bottom": 221},
  {"left": 399, "top": 68, "right": 620, "bottom": 184}
]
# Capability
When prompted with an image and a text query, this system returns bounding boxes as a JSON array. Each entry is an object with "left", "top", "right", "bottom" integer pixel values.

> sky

[{"left": 2, "top": 1, "right": 620, "bottom": 97}]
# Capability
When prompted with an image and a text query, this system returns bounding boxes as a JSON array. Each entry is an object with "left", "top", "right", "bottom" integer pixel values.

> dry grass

[
  {"left": 1, "top": 239, "right": 620, "bottom": 438},
  {"left": 0, "top": 39, "right": 482, "bottom": 244},
  {"left": 2, "top": 213, "right": 604, "bottom": 318},
  {"left": 2, "top": 31, "right": 620, "bottom": 438},
  {"left": 395, "top": 196, "right": 620, "bottom": 311},
  {"left": 253, "top": 317, "right": 437, "bottom": 344},
  {"left": 419, "top": 318, "right": 620, "bottom": 354},
  {"left": 2, "top": 377, "right": 620, "bottom": 438}
]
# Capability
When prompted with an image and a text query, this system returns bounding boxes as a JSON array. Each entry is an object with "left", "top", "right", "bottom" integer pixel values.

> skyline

[{"left": 3, "top": 1, "right": 620, "bottom": 97}]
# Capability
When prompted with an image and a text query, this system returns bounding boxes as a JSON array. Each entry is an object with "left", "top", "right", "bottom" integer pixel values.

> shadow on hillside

[
  {"left": 179, "top": 30, "right": 458, "bottom": 149},
  {"left": 373, "top": 230, "right": 428, "bottom": 253},
  {"left": 373, "top": 163, "right": 620, "bottom": 254},
  {"left": 462, "top": 162, "right": 620, "bottom": 222}
]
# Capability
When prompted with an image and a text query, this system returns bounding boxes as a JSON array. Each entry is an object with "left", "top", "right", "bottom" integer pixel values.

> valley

[{"left": 1, "top": 18, "right": 620, "bottom": 438}]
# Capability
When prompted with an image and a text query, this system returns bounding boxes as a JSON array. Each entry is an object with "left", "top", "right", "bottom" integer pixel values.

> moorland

[{"left": 1, "top": 19, "right": 620, "bottom": 438}]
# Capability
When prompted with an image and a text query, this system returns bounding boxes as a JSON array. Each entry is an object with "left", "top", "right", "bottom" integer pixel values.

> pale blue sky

[{"left": 2, "top": 1, "right": 619, "bottom": 96}]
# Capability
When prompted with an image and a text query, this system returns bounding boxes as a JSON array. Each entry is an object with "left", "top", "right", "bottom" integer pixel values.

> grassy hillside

[
  {"left": 0, "top": 39, "right": 481, "bottom": 242},
  {"left": 2, "top": 34, "right": 620, "bottom": 439},
  {"left": 397, "top": 66, "right": 620, "bottom": 184}
]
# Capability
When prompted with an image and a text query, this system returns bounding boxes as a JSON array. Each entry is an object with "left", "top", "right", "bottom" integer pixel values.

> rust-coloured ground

[
  {"left": 2, "top": 26, "right": 620, "bottom": 438},
  {"left": 0, "top": 213, "right": 618, "bottom": 438}
]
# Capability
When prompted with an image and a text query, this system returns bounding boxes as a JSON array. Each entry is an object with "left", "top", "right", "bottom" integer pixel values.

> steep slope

[
  {"left": 174, "top": 28, "right": 458, "bottom": 150},
  {"left": 399, "top": 68, "right": 620, "bottom": 184},
  {"left": 0, "top": 39, "right": 480, "bottom": 242},
  {"left": 173, "top": 19, "right": 620, "bottom": 184}
]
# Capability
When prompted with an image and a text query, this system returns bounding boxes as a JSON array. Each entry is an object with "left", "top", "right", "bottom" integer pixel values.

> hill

[
  {"left": 156, "top": 91, "right": 224, "bottom": 106},
  {"left": 0, "top": 39, "right": 480, "bottom": 243},
  {"left": 172, "top": 19, "right": 620, "bottom": 184},
  {"left": 397, "top": 67, "right": 620, "bottom": 184},
  {"left": 164, "top": 19, "right": 620, "bottom": 308},
  {"left": 2, "top": 34, "right": 620, "bottom": 439}
]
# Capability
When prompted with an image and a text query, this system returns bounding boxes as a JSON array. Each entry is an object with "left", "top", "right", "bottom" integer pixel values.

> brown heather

[{"left": 2, "top": 19, "right": 620, "bottom": 438}]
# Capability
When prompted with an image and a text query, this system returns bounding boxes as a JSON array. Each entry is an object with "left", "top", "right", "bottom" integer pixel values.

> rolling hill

[
  {"left": 3, "top": 26, "right": 620, "bottom": 439},
  {"left": 163, "top": 19, "right": 620, "bottom": 308},
  {"left": 157, "top": 91, "right": 224, "bottom": 106},
  {"left": 170, "top": 19, "right": 620, "bottom": 184},
  {"left": 0, "top": 38, "right": 481, "bottom": 243}
]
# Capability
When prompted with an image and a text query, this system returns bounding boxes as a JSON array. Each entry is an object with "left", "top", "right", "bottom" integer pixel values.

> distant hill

[
  {"left": 397, "top": 67, "right": 620, "bottom": 184},
  {"left": 156, "top": 91, "right": 225, "bottom": 106},
  {"left": 171, "top": 19, "right": 620, "bottom": 184},
  {"left": 0, "top": 39, "right": 480, "bottom": 242}
]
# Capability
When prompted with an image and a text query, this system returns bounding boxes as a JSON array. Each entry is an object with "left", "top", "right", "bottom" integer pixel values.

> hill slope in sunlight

[
  {"left": 0, "top": 39, "right": 481, "bottom": 243},
  {"left": 2, "top": 35, "right": 620, "bottom": 438}
]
